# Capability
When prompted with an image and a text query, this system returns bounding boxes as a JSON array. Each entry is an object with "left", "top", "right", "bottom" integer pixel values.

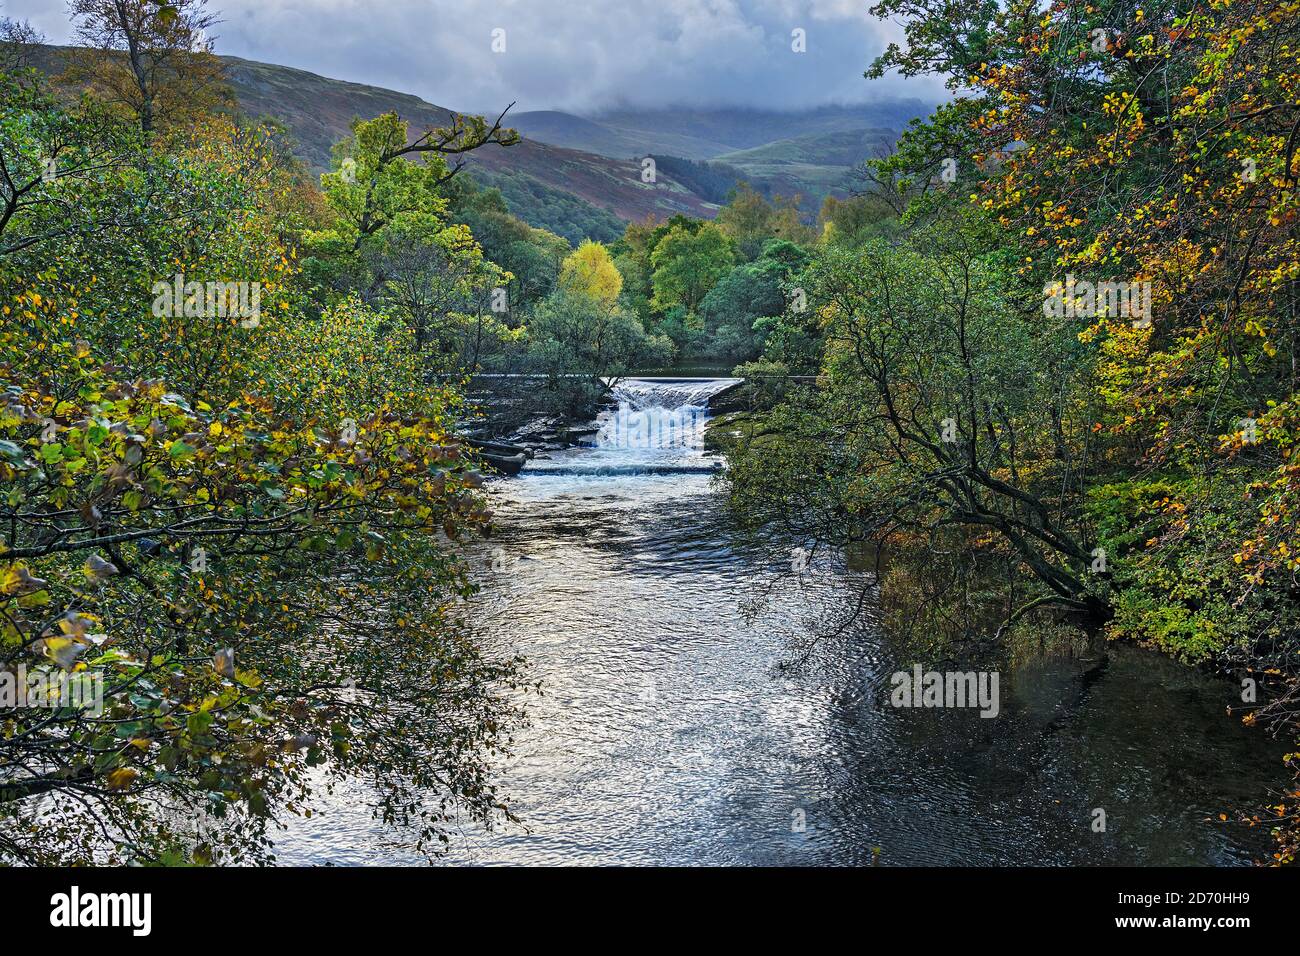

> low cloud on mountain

[{"left": 11, "top": 0, "right": 948, "bottom": 114}]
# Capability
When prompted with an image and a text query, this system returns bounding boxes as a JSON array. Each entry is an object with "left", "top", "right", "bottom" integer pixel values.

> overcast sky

[{"left": 9, "top": 0, "right": 946, "bottom": 114}]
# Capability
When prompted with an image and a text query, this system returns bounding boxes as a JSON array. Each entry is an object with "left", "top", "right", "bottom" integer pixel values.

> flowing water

[{"left": 277, "top": 378, "right": 1291, "bottom": 866}]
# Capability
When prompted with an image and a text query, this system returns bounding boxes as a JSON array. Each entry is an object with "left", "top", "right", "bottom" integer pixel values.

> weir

[
  {"left": 595, "top": 378, "right": 741, "bottom": 451},
  {"left": 526, "top": 378, "right": 739, "bottom": 477}
]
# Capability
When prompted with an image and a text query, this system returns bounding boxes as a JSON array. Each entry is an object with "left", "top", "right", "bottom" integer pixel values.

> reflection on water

[{"left": 275, "top": 380, "right": 1289, "bottom": 866}]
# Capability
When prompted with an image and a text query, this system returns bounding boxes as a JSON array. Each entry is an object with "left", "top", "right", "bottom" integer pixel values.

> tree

[
  {"left": 369, "top": 219, "right": 513, "bottom": 370},
  {"left": 0, "top": 13, "right": 44, "bottom": 77},
  {"left": 649, "top": 222, "right": 734, "bottom": 315},
  {"left": 451, "top": 180, "right": 568, "bottom": 310},
  {"left": 731, "top": 222, "right": 1110, "bottom": 627},
  {"left": 715, "top": 182, "right": 815, "bottom": 259},
  {"left": 525, "top": 289, "right": 671, "bottom": 418},
  {"left": 317, "top": 110, "right": 517, "bottom": 255},
  {"left": 559, "top": 239, "right": 622, "bottom": 308},
  {"left": 699, "top": 239, "right": 809, "bottom": 363},
  {"left": 717, "top": 0, "right": 1300, "bottom": 862},
  {"left": 65, "top": 0, "right": 230, "bottom": 135},
  {"left": 818, "top": 194, "right": 896, "bottom": 248},
  {"left": 0, "top": 86, "right": 523, "bottom": 864},
  {"left": 0, "top": 76, "right": 140, "bottom": 258},
  {"left": 306, "top": 113, "right": 517, "bottom": 373}
]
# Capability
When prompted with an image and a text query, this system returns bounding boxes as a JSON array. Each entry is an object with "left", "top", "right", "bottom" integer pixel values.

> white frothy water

[{"left": 595, "top": 378, "right": 740, "bottom": 452}]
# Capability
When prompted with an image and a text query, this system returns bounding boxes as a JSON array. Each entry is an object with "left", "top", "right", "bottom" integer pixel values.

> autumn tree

[
  {"left": 0, "top": 13, "right": 44, "bottom": 77},
  {"left": 718, "top": 0, "right": 1300, "bottom": 862},
  {"left": 317, "top": 109, "right": 518, "bottom": 255},
  {"left": 559, "top": 239, "right": 623, "bottom": 309},
  {"left": 306, "top": 112, "right": 516, "bottom": 372},
  {"left": 65, "top": 0, "right": 229, "bottom": 135},
  {"left": 715, "top": 182, "right": 814, "bottom": 259},
  {"left": 0, "top": 81, "right": 522, "bottom": 865}
]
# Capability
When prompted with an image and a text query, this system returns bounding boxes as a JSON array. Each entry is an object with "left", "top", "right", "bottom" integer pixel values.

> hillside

[
  {"left": 713, "top": 127, "right": 900, "bottom": 203},
  {"left": 510, "top": 110, "right": 732, "bottom": 161},
  {"left": 31, "top": 46, "right": 928, "bottom": 237},
  {"left": 588, "top": 103, "right": 932, "bottom": 154},
  {"left": 220, "top": 56, "right": 721, "bottom": 231},
  {"left": 512, "top": 104, "right": 929, "bottom": 204},
  {"left": 28, "top": 46, "right": 721, "bottom": 240}
]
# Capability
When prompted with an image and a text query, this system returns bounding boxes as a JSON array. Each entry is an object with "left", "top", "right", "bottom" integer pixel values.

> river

[{"left": 276, "top": 378, "right": 1290, "bottom": 866}]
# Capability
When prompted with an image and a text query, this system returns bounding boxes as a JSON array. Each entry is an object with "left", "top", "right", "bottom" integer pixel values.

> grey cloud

[{"left": 11, "top": 0, "right": 947, "bottom": 112}]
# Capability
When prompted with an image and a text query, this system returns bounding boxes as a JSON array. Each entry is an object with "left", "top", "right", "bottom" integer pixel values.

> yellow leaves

[
  {"left": 559, "top": 240, "right": 623, "bottom": 308},
  {"left": 1, "top": 563, "right": 47, "bottom": 597},
  {"left": 102, "top": 768, "right": 138, "bottom": 792}
]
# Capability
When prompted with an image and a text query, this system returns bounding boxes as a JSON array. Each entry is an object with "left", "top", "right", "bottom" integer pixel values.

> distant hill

[
  {"left": 511, "top": 104, "right": 931, "bottom": 205},
  {"left": 511, "top": 110, "right": 732, "bottom": 161},
  {"left": 715, "top": 127, "right": 900, "bottom": 168},
  {"left": 587, "top": 103, "right": 932, "bottom": 154},
  {"left": 30, "top": 47, "right": 934, "bottom": 237},
  {"left": 218, "top": 56, "right": 722, "bottom": 231},
  {"left": 28, "top": 46, "right": 721, "bottom": 241},
  {"left": 713, "top": 127, "right": 900, "bottom": 203}
]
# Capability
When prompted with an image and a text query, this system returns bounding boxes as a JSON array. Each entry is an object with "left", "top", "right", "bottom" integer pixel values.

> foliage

[
  {"left": 714, "top": 182, "right": 816, "bottom": 260},
  {"left": 64, "top": 0, "right": 231, "bottom": 135},
  {"left": 559, "top": 240, "right": 623, "bottom": 309},
  {"left": 0, "top": 64, "right": 525, "bottom": 864},
  {"left": 647, "top": 155, "right": 749, "bottom": 205},
  {"left": 524, "top": 289, "right": 671, "bottom": 418},
  {"left": 449, "top": 180, "right": 569, "bottom": 312},
  {"left": 699, "top": 240, "right": 809, "bottom": 364},
  {"left": 470, "top": 167, "right": 625, "bottom": 245},
  {"left": 650, "top": 222, "right": 735, "bottom": 314},
  {"left": 720, "top": 0, "right": 1300, "bottom": 862},
  {"left": 304, "top": 113, "right": 514, "bottom": 372},
  {"left": 0, "top": 13, "right": 43, "bottom": 78}
]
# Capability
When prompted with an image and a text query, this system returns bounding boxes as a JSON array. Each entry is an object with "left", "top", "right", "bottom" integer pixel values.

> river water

[{"left": 277, "top": 378, "right": 1290, "bottom": 866}]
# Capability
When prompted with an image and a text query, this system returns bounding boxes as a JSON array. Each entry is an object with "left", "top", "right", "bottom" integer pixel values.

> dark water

[{"left": 276, "top": 380, "right": 1290, "bottom": 866}]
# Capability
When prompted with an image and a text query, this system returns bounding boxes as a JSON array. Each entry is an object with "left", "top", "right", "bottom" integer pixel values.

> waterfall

[{"left": 595, "top": 378, "right": 741, "bottom": 452}]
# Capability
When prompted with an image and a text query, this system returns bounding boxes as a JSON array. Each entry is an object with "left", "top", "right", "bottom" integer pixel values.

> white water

[
  {"left": 593, "top": 378, "right": 740, "bottom": 454},
  {"left": 524, "top": 378, "right": 741, "bottom": 477}
]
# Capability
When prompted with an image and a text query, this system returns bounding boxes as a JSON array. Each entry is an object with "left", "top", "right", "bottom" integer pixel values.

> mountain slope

[
  {"left": 588, "top": 104, "right": 930, "bottom": 153},
  {"left": 510, "top": 110, "right": 732, "bottom": 161},
  {"left": 220, "top": 56, "right": 719, "bottom": 228},
  {"left": 27, "top": 45, "right": 695, "bottom": 237},
  {"left": 507, "top": 103, "right": 931, "bottom": 204},
  {"left": 712, "top": 127, "right": 899, "bottom": 202},
  {"left": 31, "top": 46, "right": 928, "bottom": 236}
]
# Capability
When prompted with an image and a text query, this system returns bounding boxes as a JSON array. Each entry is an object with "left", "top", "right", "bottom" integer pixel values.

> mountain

[
  {"left": 508, "top": 104, "right": 931, "bottom": 205},
  {"left": 31, "top": 46, "right": 931, "bottom": 239},
  {"left": 219, "top": 56, "right": 930, "bottom": 230},
  {"left": 219, "top": 56, "right": 721, "bottom": 235},
  {"left": 588, "top": 103, "right": 932, "bottom": 154},
  {"left": 510, "top": 110, "right": 732, "bottom": 161},
  {"left": 28, "top": 46, "right": 720, "bottom": 243}
]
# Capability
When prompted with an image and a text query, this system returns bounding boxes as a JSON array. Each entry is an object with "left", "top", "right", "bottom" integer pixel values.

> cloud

[{"left": 9, "top": 0, "right": 947, "bottom": 113}]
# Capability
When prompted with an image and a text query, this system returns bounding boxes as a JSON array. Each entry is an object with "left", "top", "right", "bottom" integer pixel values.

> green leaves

[
  {"left": 167, "top": 439, "right": 196, "bottom": 460},
  {"left": 0, "top": 68, "right": 520, "bottom": 868}
]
